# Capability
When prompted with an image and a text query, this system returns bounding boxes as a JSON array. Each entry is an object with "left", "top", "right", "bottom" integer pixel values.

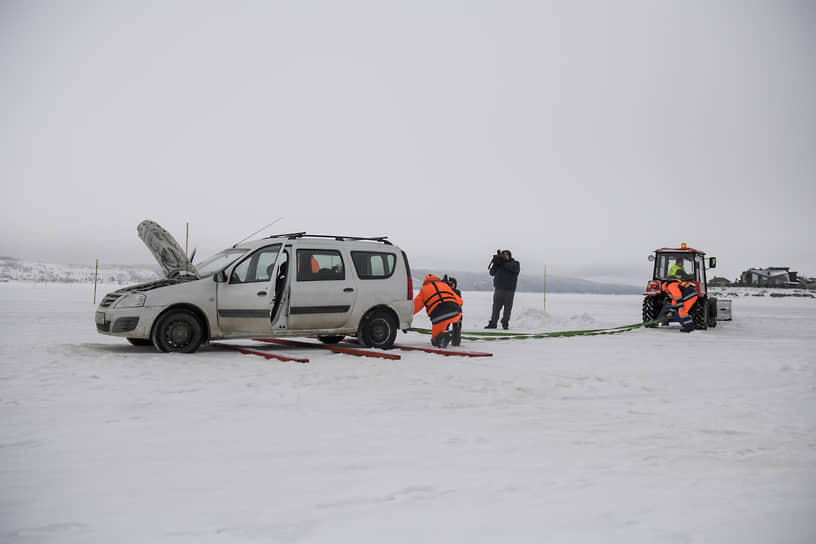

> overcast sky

[{"left": 1, "top": 1, "right": 814, "bottom": 285}]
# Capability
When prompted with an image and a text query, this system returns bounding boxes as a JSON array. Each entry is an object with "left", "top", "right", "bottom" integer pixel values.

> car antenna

[{"left": 233, "top": 217, "right": 284, "bottom": 247}]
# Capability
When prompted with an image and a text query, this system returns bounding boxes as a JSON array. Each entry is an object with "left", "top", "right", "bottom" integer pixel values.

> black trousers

[{"left": 489, "top": 288, "right": 516, "bottom": 326}]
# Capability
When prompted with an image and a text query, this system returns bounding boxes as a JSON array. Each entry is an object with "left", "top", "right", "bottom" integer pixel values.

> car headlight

[{"left": 114, "top": 293, "right": 146, "bottom": 308}]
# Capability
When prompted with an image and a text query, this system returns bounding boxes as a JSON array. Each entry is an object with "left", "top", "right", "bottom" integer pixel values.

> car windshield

[{"left": 195, "top": 248, "right": 248, "bottom": 277}]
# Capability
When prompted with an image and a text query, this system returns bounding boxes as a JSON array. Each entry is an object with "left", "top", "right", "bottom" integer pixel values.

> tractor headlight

[{"left": 114, "top": 293, "right": 146, "bottom": 308}]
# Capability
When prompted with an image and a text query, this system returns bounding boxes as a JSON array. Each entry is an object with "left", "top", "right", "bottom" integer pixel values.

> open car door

[{"left": 216, "top": 245, "right": 284, "bottom": 335}]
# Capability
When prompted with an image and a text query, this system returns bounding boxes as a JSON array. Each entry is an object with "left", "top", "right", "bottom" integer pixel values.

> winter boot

[
  {"left": 484, "top": 323, "right": 497, "bottom": 329},
  {"left": 439, "top": 333, "right": 451, "bottom": 348},
  {"left": 432, "top": 332, "right": 451, "bottom": 348},
  {"left": 450, "top": 321, "right": 462, "bottom": 347}
]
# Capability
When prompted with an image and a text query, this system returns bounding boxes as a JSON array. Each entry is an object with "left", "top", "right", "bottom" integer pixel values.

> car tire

[
  {"left": 152, "top": 310, "right": 204, "bottom": 353},
  {"left": 359, "top": 310, "right": 397, "bottom": 350},
  {"left": 317, "top": 335, "right": 345, "bottom": 344},
  {"left": 127, "top": 337, "right": 153, "bottom": 346}
]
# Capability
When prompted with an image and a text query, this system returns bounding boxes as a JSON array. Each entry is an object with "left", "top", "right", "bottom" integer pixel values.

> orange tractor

[{"left": 642, "top": 244, "right": 719, "bottom": 329}]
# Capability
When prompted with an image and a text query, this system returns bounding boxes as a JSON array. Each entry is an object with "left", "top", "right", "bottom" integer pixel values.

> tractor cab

[
  {"left": 642, "top": 243, "right": 719, "bottom": 330},
  {"left": 653, "top": 250, "right": 706, "bottom": 285}
]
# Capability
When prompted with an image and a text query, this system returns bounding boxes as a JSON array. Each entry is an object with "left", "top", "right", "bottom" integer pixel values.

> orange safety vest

[
  {"left": 414, "top": 274, "right": 463, "bottom": 320},
  {"left": 297, "top": 256, "right": 321, "bottom": 274}
]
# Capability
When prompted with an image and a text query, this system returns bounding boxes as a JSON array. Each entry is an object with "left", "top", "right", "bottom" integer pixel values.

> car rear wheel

[
  {"left": 152, "top": 310, "right": 204, "bottom": 353},
  {"left": 358, "top": 310, "right": 397, "bottom": 349}
]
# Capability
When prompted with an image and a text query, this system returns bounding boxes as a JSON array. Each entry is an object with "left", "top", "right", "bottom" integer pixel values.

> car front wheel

[{"left": 152, "top": 310, "right": 204, "bottom": 353}]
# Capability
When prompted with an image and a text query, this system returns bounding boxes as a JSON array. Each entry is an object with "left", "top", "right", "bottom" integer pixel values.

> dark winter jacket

[{"left": 489, "top": 253, "right": 520, "bottom": 291}]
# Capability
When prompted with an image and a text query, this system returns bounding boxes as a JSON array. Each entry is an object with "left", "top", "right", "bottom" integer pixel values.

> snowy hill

[
  {"left": 0, "top": 257, "right": 642, "bottom": 294},
  {"left": 0, "top": 257, "right": 160, "bottom": 285}
]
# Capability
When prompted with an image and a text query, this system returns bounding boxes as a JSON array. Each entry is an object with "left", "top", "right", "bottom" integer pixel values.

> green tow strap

[{"left": 409, "top": 319, "right": 665, "bottom": 341}]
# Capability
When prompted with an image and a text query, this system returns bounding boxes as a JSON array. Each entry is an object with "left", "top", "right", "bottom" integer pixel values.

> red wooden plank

[
  {"left": 341, "top": 338, "right": 492, "bottom": 358},
  {"left": 391, "top": 344, "right": 493, "bottom": 357},
  {"left": 254, "top": 338, "right": 401, "bottom": 360},
  {"left": 212, "top": 343, "right": 309, "bottom": 363}
]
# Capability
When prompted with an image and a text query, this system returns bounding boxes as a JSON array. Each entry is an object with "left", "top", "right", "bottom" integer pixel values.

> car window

[
  {"left": 230, "top": 245, "right": 281, "bottom": 284},
  {"left": 296, "top": 249, "right": 345, "bottom": 281},
  {"left": 351, "top": 251, "right": 396, "bottom": 279}
]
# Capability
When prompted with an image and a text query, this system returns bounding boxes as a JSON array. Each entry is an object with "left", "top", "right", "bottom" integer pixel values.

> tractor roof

[{"left": 655, "top": 246, "right": 706, "bottom": 255}]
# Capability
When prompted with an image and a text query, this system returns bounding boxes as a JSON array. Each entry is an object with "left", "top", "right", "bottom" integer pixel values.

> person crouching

[
  {"left": 659, "top": 280, "right": 698, "bottom": 332},
  {"left": 413, "top": 274, "right": 463, "bottom": 348}
]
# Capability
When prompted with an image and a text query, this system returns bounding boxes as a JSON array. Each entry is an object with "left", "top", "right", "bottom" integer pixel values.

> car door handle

[
  {"left": 257, "top": 291, "right": 267, "bottom": 296},
  {"left": 343, "top": 288, "right": 354, "bottom": 292}
]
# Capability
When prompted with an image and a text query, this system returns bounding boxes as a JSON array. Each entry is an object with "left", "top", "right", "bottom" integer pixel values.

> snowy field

[{"left": 1, "top": 282, "right": 814, "bottom": 544}]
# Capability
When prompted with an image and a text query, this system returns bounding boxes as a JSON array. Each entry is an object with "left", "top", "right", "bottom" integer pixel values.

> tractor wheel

[
  {"left": 691, "top": 299, "right": 708, "bottom": 330},
  {"left": 707, "top": 298, "right": 718, "bottom": 328},
  {"left": 642, "top": 296, "right": 661, "bottom": 327}
]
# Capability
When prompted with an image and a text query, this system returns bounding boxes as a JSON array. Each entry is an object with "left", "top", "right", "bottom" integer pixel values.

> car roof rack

[{"left": 263, "top": 232, "right": 392, "bottom": 245}]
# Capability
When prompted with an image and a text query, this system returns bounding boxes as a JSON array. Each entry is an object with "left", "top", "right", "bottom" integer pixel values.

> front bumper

[{"left": 94, "top": 306, "right": 162, "bottom": 339}]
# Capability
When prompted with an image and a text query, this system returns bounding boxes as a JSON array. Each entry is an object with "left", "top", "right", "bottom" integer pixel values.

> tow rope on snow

[{"left": 408, "top": 318, "right": 667, "bottom": 341}]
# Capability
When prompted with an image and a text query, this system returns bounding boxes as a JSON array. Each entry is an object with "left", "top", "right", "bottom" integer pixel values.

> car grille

[
  {"left": 99, "top": 293, "right": 122, "bottom": 308},
  {"left": 96, "top": 321, "right": 111, "bottom": 332}
]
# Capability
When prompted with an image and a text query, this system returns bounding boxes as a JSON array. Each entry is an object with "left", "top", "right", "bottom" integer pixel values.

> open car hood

[{"left": 137, "top": 220, "right": 199, "bottom": 279}]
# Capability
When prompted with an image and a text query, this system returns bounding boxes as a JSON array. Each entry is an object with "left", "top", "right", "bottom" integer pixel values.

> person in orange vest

[
  {"left": 413, "top": 274, "right": 463, "bottom": 347},
  {"left": 659, "top": 280, "right": 698, "bottom": 332},
  {"left": 297, "top": 253, "right": 321, "bottom": 276}
]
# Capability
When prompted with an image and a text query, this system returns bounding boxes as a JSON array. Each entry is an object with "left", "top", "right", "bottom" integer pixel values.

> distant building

[
  {"left": 740, "top": 267, "right": 798, "bottom": 287},
  {"left": 709, "top": 276, "right": 731, "bottom": 287},
  {"left": 799, "top": 276, "right": 816, "bottom": 289}
]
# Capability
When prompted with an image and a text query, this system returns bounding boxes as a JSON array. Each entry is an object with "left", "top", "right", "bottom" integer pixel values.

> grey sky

[{"left": 2, "top": 0, "right": 814, "bottom": 285}]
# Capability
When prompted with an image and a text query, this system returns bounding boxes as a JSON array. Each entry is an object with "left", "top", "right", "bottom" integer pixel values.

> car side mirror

[
  {"left": 708, "top": 257, "right": 717, "bottom": 269},
  {"left": 648, "top": 255, "right": 655, "bottom": 262},
  {"left": 214, "top": 270, "right": 227, "bottom": 283}
]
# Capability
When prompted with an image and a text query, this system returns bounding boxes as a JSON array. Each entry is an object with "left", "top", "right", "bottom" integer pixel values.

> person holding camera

[{"left": 486, "top": 249, "right": 520, "bottom": 330}]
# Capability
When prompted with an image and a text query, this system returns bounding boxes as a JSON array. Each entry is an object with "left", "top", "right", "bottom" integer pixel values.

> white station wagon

[{"left": 95, "top": 220, "right": 414, "bottom": 352}]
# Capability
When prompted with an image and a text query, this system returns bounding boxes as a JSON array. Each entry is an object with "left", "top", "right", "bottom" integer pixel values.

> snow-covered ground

[{"left": 1, "top": 283, "right": 814, "bottom": 543}]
